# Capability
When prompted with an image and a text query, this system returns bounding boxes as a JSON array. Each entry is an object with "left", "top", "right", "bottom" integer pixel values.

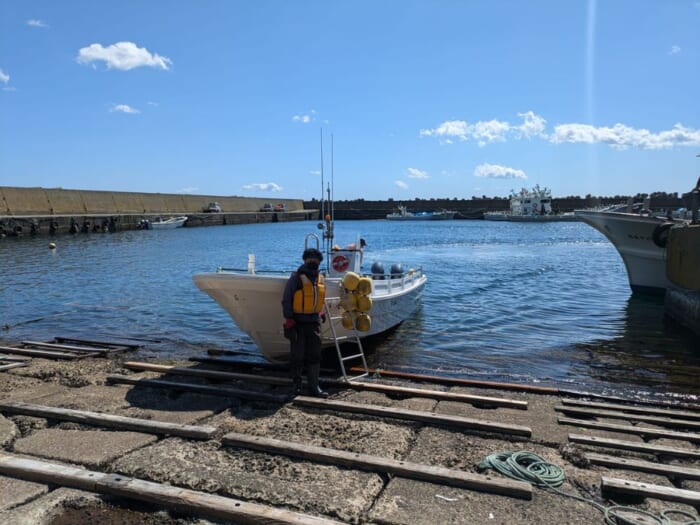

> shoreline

[{"left": 2, "top": 342, "right": 699, "bottom": 524}]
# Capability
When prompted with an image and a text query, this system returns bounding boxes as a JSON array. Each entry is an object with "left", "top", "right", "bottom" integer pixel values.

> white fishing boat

[
  {"left": 148, "top": 216, "right": 188, "bottom": 230},
  {"left": 386, "top": 206, "right": 456, "bottom": 220},
  {"left": 575, "top": 202, "right": 690, "bottom": 294},
  {"left": 484, "top": 186, "right": 576, "bottom": 222}
]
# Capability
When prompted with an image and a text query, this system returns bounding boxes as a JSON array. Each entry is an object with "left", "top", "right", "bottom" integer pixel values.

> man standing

[{"left": 282, "top": 248, "right": 329, "bottom": 398}]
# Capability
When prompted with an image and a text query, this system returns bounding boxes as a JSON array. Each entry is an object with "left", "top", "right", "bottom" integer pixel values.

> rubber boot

[
  {"left": 307, "top": 363, "right": 328, "bottom": 398},
  {"left": 290, "top": 365, "right": 303, "bottom": 396}
]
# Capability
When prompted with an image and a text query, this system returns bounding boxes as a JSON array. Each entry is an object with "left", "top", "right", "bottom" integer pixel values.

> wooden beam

[
  {"left": 0, "top": 345, "right": 81, "bottom": 360},
  {"left": 0, "top": 453, "right": 344, "bottom": 525},
  {"left": 124, "top": 362, "right": 291, "bottom": 386},
  {"left": 222, "top": 432, "right": 532, "bottom": 500},
  {"left": 107, "top": 375, "right": 288, "bottom": 404},
  {"left": 601, "top": 476, "right": 700, "bottom": 506},
  {"left": 55, "top": 336, "right": 140, "bottom": 349},
  {"left": 568, "top": 434, "right": 700, "bottom": 460},
  {"left": 349, "top": 367, "right": 558, "bottom": 394},
  {"left": 559, "top": 417, "right": 700, "bottom": 443},
  {"left": 0, "top": 355, "right": 31, "bottom": 362},
  {"left": 21, "top": 340, "right": 112, "bottom": 354},
  {"left": 124, "top": 362, "right": 527, "bottom": 409},
  {"left": 294, "top": 396, "right": 531, "bottom": 437},
  {"left": 0, "top": 362, "right": 28, "bottom": 372},
  {"left": 555, "top": 405, "right": 700, "bottom": 431},
  {"left": 0, "top": 401, "right": 216, "bottom": 440},
  {"left": 561, "top": 398, "right": 700, "bottom": 421},
  {"left": 586, "top": 452, "right": 700, "bottom": 480}
]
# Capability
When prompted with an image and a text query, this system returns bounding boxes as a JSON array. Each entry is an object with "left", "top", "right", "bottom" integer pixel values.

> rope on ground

[{"left": 478, "top": 451, "right": 700, "bottom": 525}]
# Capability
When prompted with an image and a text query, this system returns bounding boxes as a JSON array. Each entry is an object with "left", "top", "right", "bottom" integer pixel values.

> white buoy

[{"left": 48, "top": 242, "right": 56, "bottom": 249}]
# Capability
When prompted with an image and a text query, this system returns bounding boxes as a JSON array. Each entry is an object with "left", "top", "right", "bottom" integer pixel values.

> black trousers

[{"left": 290, "top": 322, "right": 322, "bottom": 370}]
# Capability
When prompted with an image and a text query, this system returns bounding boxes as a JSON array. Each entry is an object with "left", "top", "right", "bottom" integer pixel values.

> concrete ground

[{"left": 0, "top": 354, "right": 699, "bottom": 524}]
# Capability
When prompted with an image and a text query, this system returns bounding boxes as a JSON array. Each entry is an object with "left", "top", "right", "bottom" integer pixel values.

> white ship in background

[{"left": 484, "top": 186, "right": 576, "bottom": 222}]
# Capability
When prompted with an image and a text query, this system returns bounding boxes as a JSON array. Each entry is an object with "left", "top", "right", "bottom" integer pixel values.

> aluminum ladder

[{"left": 324, "top": 296, "right": 369, "bottom": 382}]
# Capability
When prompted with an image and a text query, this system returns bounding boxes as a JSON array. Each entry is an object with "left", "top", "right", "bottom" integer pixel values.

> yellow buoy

[
  {"left": 48, "top": 242, "right": 56, "bottom": 249},
  {"left": 340, "top": 293, "right": 357, "bottom": 311},
  {"left": 356, "top": 277, "right": 372, "bottom": 296},
  {"left": 341, "top": 271, "right": 360, "bottom": 291},
  {"left": 356, "top": 295, "right": 372, "bottom": 313},
  {"left": 341, "top": 311, "right": 354, "bottom": 330},
  {"left": 355, "top": 313, "right": 371, "bottom": 332}
]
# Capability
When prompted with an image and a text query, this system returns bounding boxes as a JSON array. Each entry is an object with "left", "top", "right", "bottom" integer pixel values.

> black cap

[{"left": 302, "top": 248, "right": 323, "bottom": 262}]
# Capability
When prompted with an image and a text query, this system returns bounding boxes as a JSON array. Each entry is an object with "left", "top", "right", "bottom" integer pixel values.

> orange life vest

[{"left": 292, "top": 274, "right": 326, "bottom": 314}]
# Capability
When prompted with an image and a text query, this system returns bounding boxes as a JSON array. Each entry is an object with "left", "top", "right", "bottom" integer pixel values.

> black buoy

[
  {"left": 370, "top": 261, "right": 385, "bottom": 280},
  {"left": 390, "top": 263, "right": 404, "bottom": 278}
]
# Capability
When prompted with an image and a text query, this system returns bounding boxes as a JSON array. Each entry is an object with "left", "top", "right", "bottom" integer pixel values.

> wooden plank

[
  {"left": 124, "top": 362, "right": 291, "bottom": 386},
  {"left": 0, "top": 401, "right": 216, "bottom": 439},
  {"left": 124, "top": 362, "right": 527, "bottom": 409},
  {"left": 0, "top": 362, "right": 28, "bottom": 372},
  {"left": 21, "top": 340, "right": 111, "bottom": 354},
  {"left": 55, "top": 336, "right": 140, "bottom": 349},
  {"left": 0, "top": 453, "right": 344, "bottom": 525},
  {"left": 107, "top": 375, "right": 288, "bottom": 404},
  {"left": 568, "top": 434, "right": 700, "bottom": 460},
  {"left": 191, "top": 356, "right": 335, "bottom": 374},
  {"left": 555, "top": 405, "right": 700, "bottom": 431},
  {"left": 601, "top": 476, "right": 700, "bottom": 506},
  {"left": 0, "top": 355, "right": 31, "bottom": 362},
  {"left": 562, "top": 398, "right": 700, "bottom": 421},
  {"left": 0, "top": 345, "right": 82, "bottom": 360},
  {"left": 559, "top": 417, "right": 700, "bottom": 443},
  {"left": 222, "top": 432, "right": 532, "bottom": 499},
  {"left": 349, "top": 367, "right": 559, "bottom": 394},
  {"left": 586, "top": 452, "right": 700, "bottom": 480},
  {"left": 294, "top": 396, "right": 532, "bottom": 437}
]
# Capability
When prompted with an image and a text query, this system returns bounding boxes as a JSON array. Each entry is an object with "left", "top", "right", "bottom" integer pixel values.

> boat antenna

[
  {"left": 331, "top": 133, "right": 335, "bottom": 226},
  {"left": 320, "top": 129, "right": 324, "bottom": 225}
]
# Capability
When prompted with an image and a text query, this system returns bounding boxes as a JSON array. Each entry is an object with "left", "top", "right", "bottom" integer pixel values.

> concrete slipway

[{"left": 0, "top": 344, "right": 699, "bottom": 525}]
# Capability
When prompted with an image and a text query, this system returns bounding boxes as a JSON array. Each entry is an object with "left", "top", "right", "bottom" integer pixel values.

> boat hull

[
  {"left": 574, "top": 210, "right": 674, "bottom": 294},
  {"left": 150, "top": 217, "right": 188, "bottom": 229},
  {"left": 193, "top": 270, "right": 427, "bottom": 362}
]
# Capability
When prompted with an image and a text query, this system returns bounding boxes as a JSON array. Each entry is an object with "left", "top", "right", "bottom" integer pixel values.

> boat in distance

[
  {"left": 140, "top": 216, "right": 188, "bottom": 230},
  {"left": 194, "top": 239, "right": 426, "bottom": 363},
  {"left": 484, "top": 186, "right": 577, "bottom": 222},
  {"left": 575, "top": 201, "right": 691, "bottom": 294},
  {"left": 386, "top": 205, "right": 456, "bottom": 220}
]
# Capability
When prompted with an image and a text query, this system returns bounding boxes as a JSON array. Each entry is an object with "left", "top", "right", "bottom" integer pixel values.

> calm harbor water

[{"left": 1, "top": 220, "right": 698, "bottom": 401}]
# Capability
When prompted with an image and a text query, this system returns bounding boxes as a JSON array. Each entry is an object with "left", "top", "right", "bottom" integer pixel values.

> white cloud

[
  {"left": 473, "top": 163, "right": 527, "bottom": 180},
  {"left": 549, "top": 122, "right": 700, "bottom": 150},
  {"left": 669, "top": 45, "right": 681, "bottom": 55},
  {"left": 0, "top": 68, "right": 9, "bottom": 84},
  {"left": 292, "top": 114, "right": 312, "bottom": 124},
  {"left": 3, "top": 86, "right": 17, "bottom": 92},
  {"left": 147, "top": 101, "right": 159, "bottom": 106},
  {"left": 109, "top": 104, "right": 140, "bottom": 114},
  {"left": 394, "top": 180, "right": 409, "bottom": 190},
  {"left": 27, "top": 19, "right": 48, "bottom": 28},
  {"left": 309, "top": 170, "right": 321, "bottom": 175},
  {"left": 242, "top": 182, "right": 283, "bottom": 192},
  {"left": 421, "top": 111, "right": 700, "bottom": 150},
  {"left": 406, "top": 167, "right": 429, "bottom": 179},
  {"left": 77, "top": 42, "right": 172, "bottom": 71},
  {"left": 178, "top": 187, "right": 199, "bottom": 194}
]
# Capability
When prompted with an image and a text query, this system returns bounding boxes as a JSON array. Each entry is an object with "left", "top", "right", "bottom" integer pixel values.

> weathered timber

[
  {"left": 0, "top": 453, "right": 343, "bottom": 525},
  {"left": 294, "top": 396, "right": 532, "bottom": 437},
  {"left": 559, "top": 417, "right": 700, "bottom": 443},
  {"left": 222, "top": 431, "right": 532, "bottom": 500},
  {"left": 350, "top": 367, "right": 559, "bottom": 394},
  {"left": 601, "top": 476, "right": 700, "bottom": 506},
  {"left": 0, "top": 345, "right": 82, "bottom": 360},
  {"left": 55, "top": 336, "right": 141, "bottom": 349},
  {"left": 0, "top": 401, "right": 216, "bottom": 439},
  {"left": 0, "top": 355, "right": 31, "bottom": 362},
  {"left": 21, "top": 340, "right": 113, "bottom": 354},
  {"left": 191, "top": 356, "right": 335, "bottom": 374},
  {"left": 0, "top": 362, "right": 28, "bottom": 372},
  {"left": 124, "top": 362, "right": 527, "bottom": 409},
  {"left": 568, "top": 434, "right": 700, "bottom": 460},
  {"left": 561, "top": 398, "right": 700, "bottom": 421},
  {"left": 586, "top": 453, "right": 700, "bottom": 480},
  {"left": 555, "top": 405, "right": 700, "bottom": 431},
  {"left": 107, "top": 375, "right": 288, "bottom": 403},
  {"left": 124, "top": 362, "right": 291, "bottom": 386}
]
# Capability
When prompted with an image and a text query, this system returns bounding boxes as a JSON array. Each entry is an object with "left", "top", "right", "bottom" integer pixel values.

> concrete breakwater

[{"left": 0, "top": 187, "right": 310, "bottom": 236}]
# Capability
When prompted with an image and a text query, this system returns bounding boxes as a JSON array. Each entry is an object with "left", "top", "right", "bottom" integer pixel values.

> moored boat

[
  {"left": 386, "top": 206, "right": 456, "bottom": 220},
  {"left": 142, "top": 216, "right": 188, "bottom": 230},
  {"left": 484, "top": 186, "right": 576, "bottom": 222}
]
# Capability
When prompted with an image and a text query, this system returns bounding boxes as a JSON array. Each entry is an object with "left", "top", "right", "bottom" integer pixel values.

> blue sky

[{"left": 1, "top": 1, "right": 699, "bottom": 201}]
